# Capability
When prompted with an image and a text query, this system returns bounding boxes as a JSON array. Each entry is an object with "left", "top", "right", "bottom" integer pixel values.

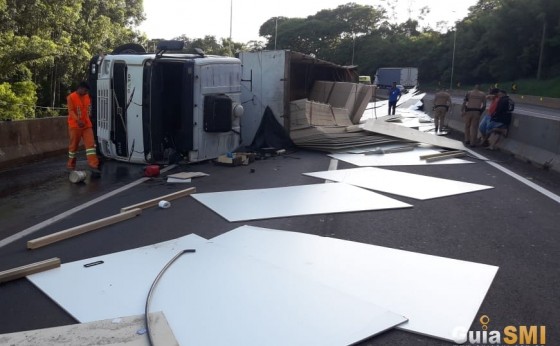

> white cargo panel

[
  {"left": 239, "top": 51, "right": 287, "bottom": 146},
  {"left": 190, "top": 60, "right": 242, "bottom": 162}
]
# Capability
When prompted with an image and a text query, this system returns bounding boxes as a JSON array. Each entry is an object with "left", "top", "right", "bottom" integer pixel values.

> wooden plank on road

[
  {"left": 0, "top": 312, "right": 179, "bottom": 345},
  {"left": 27, "top": 208, "right": 142, "bottom": 250},
  {"left": 419, "top": 150, "right": 463, "bottom": 160},
  {"left": 120, "top": 187, "right": 196, "bottom": 213},
  {"left": 424, "top": 152, "right": 466, "bottom": 162},
  {"left": 0, "top": 258, "right": 61, "bottom": 283}
]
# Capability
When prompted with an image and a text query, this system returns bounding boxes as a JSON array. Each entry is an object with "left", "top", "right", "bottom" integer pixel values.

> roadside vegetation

[
  {"left": 0, "top": 0, "right": 558, "bottom": 120},
  {"left": 423, "top": 76, "right": 560, "bottom": 98},
  {"left": 510, "top": 77, "right": 560, "bottom": 98}
]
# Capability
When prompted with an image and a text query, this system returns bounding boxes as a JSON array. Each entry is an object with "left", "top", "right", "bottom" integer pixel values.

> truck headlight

[{"left": 233, "top": 103, "right": 244, "bottom": 117}]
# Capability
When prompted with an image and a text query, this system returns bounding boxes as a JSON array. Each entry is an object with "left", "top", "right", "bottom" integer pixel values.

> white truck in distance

[{"left": 374, "top": 67, "right": 418, "bottom": 89}]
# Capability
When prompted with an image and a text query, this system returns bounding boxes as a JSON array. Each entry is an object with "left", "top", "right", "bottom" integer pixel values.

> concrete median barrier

[
  {"left": 510, "top": 94, "right": 560, "bottom": 109},
  {"left": 2, "top": 102, "right": 560, "bottom": 174},
  {"left": 423, "top": 98, "right": 560, "bottom": 173},
  {"left": 0, "top": 117, "right": 68, "bottom": 171}
]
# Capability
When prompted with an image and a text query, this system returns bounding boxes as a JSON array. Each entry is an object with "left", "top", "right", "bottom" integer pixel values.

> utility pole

[
  {"left": 351, "top": 33, "right": 356, "bottom": 65},
  {"left": 537, "top": 20, "right": 546, "bottom": 80},
  {"left": 229, "top": 0, "right": 233, "bottom": 41},
  {"left": 450, "top": 27, "right": 456, "bottom": 91},
  {"left": 274, "top": 17, "right": 278, "bottom": 50},
  {"left": 228, "top": 0, "right": 233, "bottom": 55}
]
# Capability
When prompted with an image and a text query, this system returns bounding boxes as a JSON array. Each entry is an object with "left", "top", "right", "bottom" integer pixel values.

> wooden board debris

[
  {"left": 0, "top": 312, "right": 178, "bottom": 346},
  {"left": 120, "top": 187, "right": 196, "bottom": 213},
  {"left": 424, "top": 151, "right": 466, "bottom": 162},
  {"left": 0, "top": 258, "right": 61, "bottom": 283},
  {"left": 419, "top": 150, "right": 464, "bottom": 160},
  {"left": 215, "top": 152, "right": 256, "bottom": 166},
  {"left": 27, "top": 209, "right": 142, "bottom": 249}
]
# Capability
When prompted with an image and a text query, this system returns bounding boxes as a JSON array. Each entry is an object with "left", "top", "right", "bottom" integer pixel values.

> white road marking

[
  {"left": 0, "top": 165, "right": 177, "bottom": 249},
  {"left": 466, "top": 149, "right": 560, "bottom": 204}
]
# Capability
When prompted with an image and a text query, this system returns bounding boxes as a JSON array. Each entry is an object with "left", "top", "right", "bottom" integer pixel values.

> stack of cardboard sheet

[
  {"left": 312, "top": 81, "right": 374, "bottom": 124},
  {"left": 362, "top": 116, "right": 466, "bottom": 151},
  {"left": 289, "top": 99, "right": 352, "bottom": 130},
  {"left": 290, "top": 127, "right": 399, "bottom": 151},
  {"left": 290, "top": 81, "right": 400, "bottom": 151}
]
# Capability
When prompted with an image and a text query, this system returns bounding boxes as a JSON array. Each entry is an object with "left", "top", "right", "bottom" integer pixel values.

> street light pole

[
  {"left": 450, "top": 27, "right": 456, "bottom": 91},
  {"left": 274, "top": 17, "right": 278, "bottom": 50},
  {"left": 351, "top": 33, "right": 356, "bottom": 65}
]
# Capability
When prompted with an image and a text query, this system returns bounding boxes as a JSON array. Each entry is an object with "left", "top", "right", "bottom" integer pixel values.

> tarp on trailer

[{"left": 249, "top": 106, "right": 294, "bottom": 151}]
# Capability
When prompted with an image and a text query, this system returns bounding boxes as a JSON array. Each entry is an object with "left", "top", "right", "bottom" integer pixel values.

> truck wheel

[{"left": 111, "top": 43, "right": 146, "bottom": 55}]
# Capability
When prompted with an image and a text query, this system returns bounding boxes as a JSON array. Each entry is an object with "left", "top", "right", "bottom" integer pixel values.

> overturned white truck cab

[{"left": 87, "top": 42, "right": 243, "bottom": 164}]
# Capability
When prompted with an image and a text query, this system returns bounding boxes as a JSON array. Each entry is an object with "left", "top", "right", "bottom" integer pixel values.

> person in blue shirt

[{"left": 388, "top": 82, "right": 401, "bottom": 115}]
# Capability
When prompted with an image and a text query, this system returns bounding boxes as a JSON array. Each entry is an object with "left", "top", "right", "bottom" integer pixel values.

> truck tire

[{"left": 111, "top": 43, "right": 146, "bottom": 55}]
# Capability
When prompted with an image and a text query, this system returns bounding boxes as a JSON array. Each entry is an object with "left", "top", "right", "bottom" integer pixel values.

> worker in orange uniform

[{"left": 66, "top": 81, "right": 100, "bottom": 172}]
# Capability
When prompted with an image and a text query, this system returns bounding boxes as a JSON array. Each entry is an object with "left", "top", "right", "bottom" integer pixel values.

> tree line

[
  {"left": 0, "top": 0, "right": 144, "bottom": 120},
  {"left": 1, "top": 0, "right": 558, "bottom": 120},
  {"left": 257, "top": 0, "right": 559, "bottom": 88}
]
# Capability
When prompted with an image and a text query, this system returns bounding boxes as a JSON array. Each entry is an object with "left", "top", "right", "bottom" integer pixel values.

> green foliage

[
  {"left": 509, "top": 77, "right": 560, "bottom": 98},
  {"left": 160, "top": 1, "right": 559, "bottom": 97},
  {"left": 0, "top": 81, "right": 37, "bottom": 120},
  {"left": 35, "top": 107, "right": 63, "bottom": 118},
  {"left": 168, "top": 35, "right": 247, "bottom": 56},
  {"left": 251, "top": 0, "right": 559, "bottom": 96},
  {"left": 0, "top": 32, "right": 58, "bottom": 81},
  {"left": 1, "top": 0, "right": 558, "bottom": 121},
  {"left": 0, "top": 0, "right": 145, "bottom": 119},
  {"left": 259, "top": 3, "right": 386, "bottom": 59}
]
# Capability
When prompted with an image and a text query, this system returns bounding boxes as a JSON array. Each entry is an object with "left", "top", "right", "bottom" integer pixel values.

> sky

[{"left": 138, "top": 0, "right": 479, "bottom": 43}]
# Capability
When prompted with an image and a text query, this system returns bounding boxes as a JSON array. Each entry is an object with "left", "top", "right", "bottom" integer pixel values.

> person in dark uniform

[{"left": 388, "top": 82, "right": 401, "bottom": 115}]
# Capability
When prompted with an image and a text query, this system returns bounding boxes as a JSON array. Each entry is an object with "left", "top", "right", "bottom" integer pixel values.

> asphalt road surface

[{"left": 0, "top": 133, "right": 559, "bottom": 345}]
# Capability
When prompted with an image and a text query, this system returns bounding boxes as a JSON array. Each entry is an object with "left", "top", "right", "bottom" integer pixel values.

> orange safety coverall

[{"left": 66, "top": 91, "right": 99, "bottom": 170}]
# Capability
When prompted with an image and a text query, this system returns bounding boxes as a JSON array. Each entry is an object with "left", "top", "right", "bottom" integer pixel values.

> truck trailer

[
  {"left": 374, "top": 67, "right": 418, "bottom": 89},
  {"left": 238, "top": 50, "right": 360, "bottom": 146},
  {"left": 87, "top": 42, "right": 243, "bottom": 164}
]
